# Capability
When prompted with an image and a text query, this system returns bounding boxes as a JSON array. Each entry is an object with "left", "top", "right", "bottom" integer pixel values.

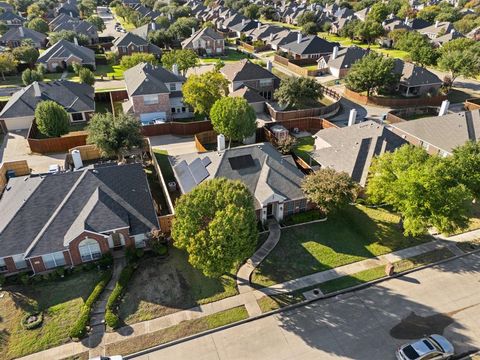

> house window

[
  {"left": 71, "top": 113, "right": 84, "bottom": 122},
  {"left": 182, "top": 107, "right": 186, "bottom": 112},
  {"left": 42, "top": 251, "right": 66, "bottom": 270},
  {"left": 298, "top": 199, "right": 307, "bottom": 212},
  {"left": 143, "top": 94, "right": 158, "bottom": 105},
  {"left": 285, "top": 201, "right": 294, "bottom": 216},
  {"left": 169, "top": 83, "right": 176, "bottom": 91},
  {"left": 0, "top": 258, "right": 7, "bottom": 272},
  {"left": 78, "top": 238, "right": 102, "bottom": 262},
  {"left": 259, "top": 79, "right": 272, "bottom": 87},
  {"left": 171, "top": 107, "right": 176, "bottom": 113},
  {"left": 12, "top": 254, "right": 27, "bottom": 269}
]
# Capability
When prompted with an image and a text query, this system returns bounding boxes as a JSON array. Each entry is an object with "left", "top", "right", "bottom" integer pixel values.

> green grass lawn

[
  {"left": 117, "top": 249, "right": 239, "bottom": 325},
  {"left": 261, "top": 18, "right": 300, "bottom": 30},
  {"left": 292, "top": 136, "right": 319, "bottom": 166},
  {"left": 112, "top": 101, "right": 124, "bottom": 115},
  {"left": 95, "top": 100, "right": 113, "bottom": 113},
  {"left": 95, "top": 64, "right": 125, "bottom": 79},
  {"left": 257, "top": 292, "right": 305, "bottom": 313},
  {"left": 251, "top": 204, "right": 432, "bottom": 288},
  {"left": 108, "top": 306, "right": 248, "bottom": 356},
  {"left": 0, "top": 270, "right": 104, "bottom": 359},
  {"left": 0, "top": 73, "right": 69, "bottom": 87},
  {"left": 199, "top": 49, "right": 250, "bottom": 64}
]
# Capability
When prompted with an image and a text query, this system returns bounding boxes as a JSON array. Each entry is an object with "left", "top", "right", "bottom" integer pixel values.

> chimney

[
  {"left": 270, "top": 32, "right": 274, "bottom": 41},
  {"left": 217, "top": 134, "right": 225, "bottom": 151},
  {"left": 172, "top": 63, "right": 179, "bottom": 75},
  {"left": 435, "top": 20, "right": 439, "bottom": 28},
  {"left": 450, "top": 28, "right": 455, "bottom": 34},
  {"left": 332, "top": 46, "right": 338, "bottom": 60},
  {"left": 242, "top": 18, "right": 246, "bottom": 26},
  {"left": 33, "top": 82, "right": 41, "bottom": 98},
  {"left": 348, "top": 109, "right": 357, "bottom": 126},
  {"left": 151, "top": 22, "right": 156, "bottom": 31},
  {"left": 73, "top": 37, "right": 78, "bottom": 45},
  {"left": 404, "top": 16, "right": 409, "bottom": 25},
  {"left": 18, "top": 26, "right": 24, "bottom": 37},
  {"left": 266, "top": 60, "right": 272, "bottom": 72},
  {"left": 257, "top": 22, "right": 261, "bottom": 29},
  {"left": 70, "top": 11, "right": 73, "bottom": 17},
  {"left": 297, "top": 32, "right": 302, "bottom": 44},
  {"left": 438, "top": 100, "right": 450, "bottom": 116}
]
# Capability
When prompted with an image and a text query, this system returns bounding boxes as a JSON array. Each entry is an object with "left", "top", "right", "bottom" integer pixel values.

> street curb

[{"left": 124, "top": 247, "right": 480, "bottom": 359}]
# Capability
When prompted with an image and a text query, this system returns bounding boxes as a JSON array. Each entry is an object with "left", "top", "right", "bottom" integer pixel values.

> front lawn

[
  {"left": 199, "top": 49, "right": 250, "bottom": 64},
  {"left": 0, "top": 270, "right": 104, "bottom": 359},
  {"left": 95, "top": 64, "right": 125, "bottom": 80},
  {"left": 251, "top": 204, "right": 432, "bottom": 288},
  {"left": 117, "top": 249, "right": 239, "bottom": 325}
]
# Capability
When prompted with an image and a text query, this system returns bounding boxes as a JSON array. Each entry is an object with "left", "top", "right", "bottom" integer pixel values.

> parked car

[{"left": 396, "top": 335, "right": 454, "bottom": 360}]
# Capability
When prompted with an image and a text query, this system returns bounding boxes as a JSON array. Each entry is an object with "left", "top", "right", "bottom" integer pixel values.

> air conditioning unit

[{"left": 167, "top": 181, "right": 177, "bottom": 192}]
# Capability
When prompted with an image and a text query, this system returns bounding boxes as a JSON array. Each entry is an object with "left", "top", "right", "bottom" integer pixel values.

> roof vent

[{"left": 33, "top": 82, "right": 41, "bottom": 98}]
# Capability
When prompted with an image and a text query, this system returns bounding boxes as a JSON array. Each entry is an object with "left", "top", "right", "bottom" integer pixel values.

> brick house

[
  {"left": 123, "top": 62, "right": 192, "bottom": 123},
  {"left": 181, "top": 27, "right": 225, "bottom": 55},
  {"left": 0, "top": 163, "right": 159, "bottom": 275},
  {"left": 49, "top": 14, "right": 99, "bottom": 45},
  {"left": 37, "top": 39, "right": 96, "bottom": 72},
  {"left": 112, "top": 32, "right": 162, "bottom": 58},
  {"left": 0, "top": 26, "right": 47, "bottom": 49},
  {"left": 220, "top": 59, "right": 280, "bottom": 100}
]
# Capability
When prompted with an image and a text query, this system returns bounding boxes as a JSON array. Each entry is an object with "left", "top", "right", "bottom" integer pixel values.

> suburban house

[
  {"left": 418, "top": 21, "right": 454, "bottom": 39},
  {"left": 311, "top": 121, "right": 407, "bottom": 186},
  {"left": 229, "top": 19, "right": 259, "bottom": 38},
  {"left": 0, "top": 81, "right": 94, "bottom": 132},
  {"left": 0, "top": 11, "right": 24, "bottom": 27},
  {"left": 181, "top": 27, "right": 225, "bottom": 55},
  {"left": 432, "top": 30, "right": 464, "bottom": 47},
  {"left": 389, "top": 109, "right": 480, "bottom": 156},
  {"left": 246, "top": 24, "right": 283, "bottom": 43},
  {"left": 111, "top": 32, "right": 162, "bottom": 58},
  {"left": 0, "top": 1, "right": 14, "bottom": 13},
  {"left": 317, "top": 46, "right": 369, "bottom": 78},
  {"left": 0, "top": 163, "right": 159, "bottom": 275},
  {"left": 393, "top": 59, "right": 443, "bottom": 97},
  {"left": 229, "top": 85, "right": 267, "bottom": 113},
  {"left": 37, "top": 39, "right": 96, "bottom": 72},
  {"left": 123, "top": 62, "right": 192, "bottom": 123},
  {"left": 269, "top": 30, "right": 301, "bottom": 51},
  {"left": 0, "top": 26, "right": 47, "bottom": 49},
  {"left": 55, "top": 0, "right": 80, "bottom": 18},
  {"left": 170, "top": 142, "right": 311, "bottom": 223},
  {"left": 131, "top": 22, "right": 159, "bottom": 40},
  {"left": 280, "top": 34, "right": 339, "bottom": 60},
  {"left": 49, "top": 15, "right": 99, "bottom": 44},
  {"left": 220, "top": 59, "right": 280, "bottom": 100}
]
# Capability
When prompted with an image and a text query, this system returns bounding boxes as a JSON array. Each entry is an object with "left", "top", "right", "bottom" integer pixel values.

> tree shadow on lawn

[
  {"left": 251, "top": 205, "right": 432, "bottom": 288},
  {"left": 117, "top": 249, "right": 238, "bottom": 326}
]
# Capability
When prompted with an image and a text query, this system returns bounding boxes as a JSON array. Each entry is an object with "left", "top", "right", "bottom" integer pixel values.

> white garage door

[{"left": 5, "top": 116, "right": 33, "bottom": 131}]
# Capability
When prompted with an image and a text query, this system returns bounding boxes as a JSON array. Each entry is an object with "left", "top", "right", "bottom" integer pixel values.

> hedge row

[
  {"left": 69, "top": 269, "right": 113, "bottom": 340},
  {"left": 105, "top": 264, "right": 136, "bottom": 329}
]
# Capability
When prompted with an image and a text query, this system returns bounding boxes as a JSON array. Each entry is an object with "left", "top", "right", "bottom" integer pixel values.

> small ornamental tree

[
  {"left": 78, "top": 67, "right": 95, "bottom": 86},
  {"left": 0, "top": 52, "right": 17, "bottom": 80},
  {"left": 26, "top": 18, "right": 49, "bottom": 33},
  {"left": 302, "top": 168, "right": 359, "bottom": 216},
  {"left": 172, "top": 178, "right": 258, "bottom": 278},
  {"left": 161, "top": 49, "right": 199, "bottom": 75},
  {"left": 210, "top": 97, "right": 256, "bottom": 147},
  {"left": 22, "top": 68, "right": 43, "bottom": 85},
  {"left": 12, "top": 45, "right": 39, "bottom": 66},
  {"left": 35, "top": 100, "right": 70, "bottom": 137},
  {"left": 87, "top": 113, "right": 144, "bottom": 161},
  {"left": 120, "top": 52, "right": 157, "bottom": 69}
]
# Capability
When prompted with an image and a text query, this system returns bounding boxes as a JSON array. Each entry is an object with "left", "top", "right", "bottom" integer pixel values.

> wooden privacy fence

[
  {"left": 69, "top": 144, "right": 102, "bottom": 161},
  {"left": 265, "top": 101, "right": 341, "bottom": 121},
  {"left": 265, "top": 117, "right": 338, "bottom": 138},
  {"left": 0, "top": 160, "right": 30, "bottom": 194},
  {"left": 194, "top": 130, "right": 218, "bottom": 152},
  {"left": 273, "top": 54, "right": 320, "bottom": 77},
  {"left": 141, "top": 120, "right": 213, "bottom": 137},
  {"left": 465, "top": 98, "right": 480, "bottom": 111},
  {"left": 344, "top": 88, "right": 447, "bottom": 108}
]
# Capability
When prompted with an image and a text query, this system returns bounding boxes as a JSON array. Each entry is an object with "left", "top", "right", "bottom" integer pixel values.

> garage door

[{"left": 5, "top": 116, "right": 33, "bottom": 131}]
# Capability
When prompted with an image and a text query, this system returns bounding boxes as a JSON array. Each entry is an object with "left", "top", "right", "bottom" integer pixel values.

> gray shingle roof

[
  {"left": 0, "top": 80, "right": 94, "bottom": 119},
  {"left": 326, "top": 46, "right": 369, "bottom": 70},
  {"left": 0, "top": 164, "right": 159, "bottom": 258},
  {"left": 37, "top": 39, "right": 95, "bottom": 65},
  {"left": 124, "top": 62, "right": 185, "bottom": 96},
  {"left": 229, "top": 85, "right": 266, "bottom": 104},
  {"left": 282, "top": 35, "right": 339, "bottom": 55},
  {"left": 181, "top": 27, "right": 224, "bottom": 48},
  {"left": 0, "top": 26, "right": 46, "bottom": 44},
  {"left": 112, "top": 32, "right": 162, "bottom": 54},
  {"left": 221, "top": 59, "right": 279, "bottom": 82},
  {"left": 170, "top": 142, "right": 305, "bottom": 209},
  {"left": 0, "top": 11, "right": 24, "bottom": 22},
  {"left": 312, "top": 121, "right": 407, "bottom": 186},
  {"left": 390, "top": 110, "right": 480, "bottom": 154},
  {"left": 393, "top": 59, "right": 442, "bottom": 87}
]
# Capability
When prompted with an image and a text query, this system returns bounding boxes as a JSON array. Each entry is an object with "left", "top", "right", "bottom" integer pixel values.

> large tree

[
  {"left": 49, "top": 30, "right": 89, "bottom": 45},
  {"left": 210, "top": 97, "right": 256, "bottom": 147},
  {"left": 26, "top": 17, "right": 49, "bottom": 33},
  {"left": 35, "top": 100, "right": 70, "bottom": 137},
  {"left": 447, "top": 141, "right": 480, "bottom": 199},
  {"left": 345, "top": 52, "right": 398, "bottom": 97},
  {"left": 366, "top": 145, "right": 472, "bottom": 236},
  {"left": 167, "top": 16, "right": 198, "bottom": 39},
  {"left": 87, "top": 15, "right": 106, "bottom": 32},
  {"left": 161, "top": 49, "right": 198, "bottom": 75},
  {"left": 172, "top": 178, "right": 258, "bottom": 278},
  {"left": 87, "top": 113, "right": 144, "bottom": 161},
  {"left": 367, "top": 2, "right": 389, "bottom": 22},
  {"left": 120, "top": 52, "right": 157, "bottom": 69},
  {"left": 0, "top": 52, "right": 17, "bottom": 80},
  {"left": 302, "top": 168, "right": 359, "bottom": 216},
  {"left": 12, "top": 45, "right": 39, "bottom": 66},
  {"left": 22, "top": 68, "right": 43, "bottom": 85},
  {"left": 78, "top": 67, "right": 95, "bottom": 86},
  {"left": 182, "top": 70, "right": 229, "bottom": 117},
  {"left": 242, "top": 3, "right": 259, "bottom": 19},
  {"left": 437, "top": 38, "right": 480, "bottom": 84},
  {"left": 354, "top": 20, "right": 384, "bottom": 44},
  {"left": 274, "top": 76, "right": 323, "bottom": 109}
]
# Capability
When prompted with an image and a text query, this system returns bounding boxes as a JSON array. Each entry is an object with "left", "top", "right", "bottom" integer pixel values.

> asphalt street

[{"left": 132, "top": 253, "right": 480, "bottom": 360}]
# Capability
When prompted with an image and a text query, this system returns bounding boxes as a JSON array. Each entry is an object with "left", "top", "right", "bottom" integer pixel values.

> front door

[
  {"left": 112, "top": 233, "right": 123, "bottom": 248},
  {"left": 266, "top": 203, "right": 273, "bottom": 217}
]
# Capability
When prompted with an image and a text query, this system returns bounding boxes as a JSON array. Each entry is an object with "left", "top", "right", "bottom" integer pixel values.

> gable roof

[
  {"left": 0, "top": 163, "right": 159, "bottom": 258},
  {"left": 181, "top": 27, "right": 223, "bottom": 48},
  {"left": 0, "top": 11, "right": 24, "bottom": 22},
  {"left": 229, "top": 85, "right": 266, "bottom": 104},
  {"left": 419, "top": 21, "right": 454, "bottom": 36},
  {"left": 124, "top": 62, "right": 185, "bottom": 96},
  {"left": 432, "top": 30, "right": 464, "bottom": 46},
  {"left": 170, "top": 142, "right": 305, "bottom": 208},
  {"left": 282, "top": 35, "right": 339, "bottom": 55},
  {"left": 390, "top": 110, "right": 480, "bottom": 154},
  {"left": 221, "top": 59, "right": 279, "bottom": 82},
  {"left": 0, "top": 80, "right": 94, "bottom": 119},
  {"left": 37, "top": 39, "right": 95, "bottom": 65},
  {"left": 112, "top": 32, "right": 162, "bottom": 54},
  {"left": 0, "top": 26, "right": 46, "bottom": 44},
  {"left": 312, "top": 121, "right": 407, "bottom": 186},
  {"left": 326, "top": 46, "right": 369, "bottom": 70},
  {"left": 393, "top": 59, "right": 442, "bottom": 87}
]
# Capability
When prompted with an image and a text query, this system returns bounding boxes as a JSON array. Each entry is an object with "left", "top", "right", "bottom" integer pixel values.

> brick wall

[
  {"left": 132, "top": 93, "right": 172, "bottom": 116},
  {"left": 68, "top": 232, "right": 110, "bottom": 266},
  {"left": 29, "top": 256, "right": 46, "bottom": 273}
]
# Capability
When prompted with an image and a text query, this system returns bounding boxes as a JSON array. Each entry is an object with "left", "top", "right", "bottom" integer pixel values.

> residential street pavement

[{"left": 132, "top": 253, "right": 480, "bottom": 360}]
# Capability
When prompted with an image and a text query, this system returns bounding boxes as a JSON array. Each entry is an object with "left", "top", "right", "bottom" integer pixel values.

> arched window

[{"left": 78, "top": 238, "right": 102, "bottom": 262}]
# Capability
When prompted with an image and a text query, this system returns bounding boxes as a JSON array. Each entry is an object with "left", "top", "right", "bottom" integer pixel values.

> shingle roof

[
  {"left": 0, "top": 163, "right": 159, "bottom": 258},
  {"left": 37, "top": 39, "right": 95, "bottom": 65},
  {"left": 221, "top": 59, "right": 279, "bottom": 82},
  {"left": 281, "top": 35, "right": 339, "bottom": 55},
  {"left": 124, "top": 62, "right": 185, "bottom": 96},
  {"left": 312, "top": 121, "right": 407, "bottom": 186},
  {"left": 393, "top": 59, "right": 442, "bottom": 87},
  {"left": 181, "top": 27, "right": 224, "bottom": 48},
  {"left": 326, "top": 46, "right": 368, "bottom": 70},
  {"left": 0, "top": 11, "right": 24, "bottom": 22},
  {"left": 229, "top": 85, "right": 266, "bottom": 104},
  {"left": 170, "top": 142, "right": 305, "bottom": 209},
  {"left": 112, "top": 32, "right": 162, "bottom": 54},
  {"left": 0, "top": 26, "right": 46, "bottom": 44},
  {"left": 390, "top": 110, "right": 480, "bottom": 154},
  {"left": 0, "top": 80, "right": 94, "bottom": 119}
]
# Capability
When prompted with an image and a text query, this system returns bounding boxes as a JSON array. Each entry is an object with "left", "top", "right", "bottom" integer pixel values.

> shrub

[
  {"left": 20, "top": 273, "right": 30, "bottom": 285},
  {"left": 0, "top": 274, "right": 5, "bottom": 287},
  {"left": 135, "top": 248, "right": 144, "bottom": 258},
  {"left": 21, "top": 312, "right": 43, "bottom": 330},
  {"left": 105, "top": 309, "right": 119, "bottom": 328},
  {"left": 105, "top": 264, "right": 136, "bottom": 329},
  {"left": 98, "top": 253, "right": 113, "bottom": 268},
  {"left": 35, "top": 100, "right": 70, "bottom": 138}
]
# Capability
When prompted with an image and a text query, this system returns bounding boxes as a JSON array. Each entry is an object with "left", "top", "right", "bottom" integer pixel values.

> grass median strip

[
  {"left": 257, "top": 293, "right": 305, "bottom": 313},
  {"left": 105, "top": 306, "right": 249, "bottom": 356},
  {"left": 457, "top": 238, "right": 480, "bottom": 253}
]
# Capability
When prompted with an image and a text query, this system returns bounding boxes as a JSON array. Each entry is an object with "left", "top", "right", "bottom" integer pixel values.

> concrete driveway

[
  {"left": 0, "top": 131, "right": 66, "bottom": 173},
  {"left": 149, "top": 135, "right": 197, "bottom": 156},
  {"left": 133, "top": 253, "right": 480, "bottom": 360}
]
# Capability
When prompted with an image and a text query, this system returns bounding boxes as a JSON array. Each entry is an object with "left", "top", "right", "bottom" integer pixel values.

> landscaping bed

[
  {"left": 106, "top": 306, "right": 248, "bottom": 356},
  {"left": 283, "top": 210, "right": 325, "bottom": 226},
  {"left": 0, "top": 270, "right": 105, "bottom": 359},
  {"left": 251, "top": 205, "right": 432, "bottom": 288}
]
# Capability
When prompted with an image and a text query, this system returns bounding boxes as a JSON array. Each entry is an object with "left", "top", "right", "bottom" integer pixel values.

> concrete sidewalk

[{"left": 17, "top": 228, "right": 480, "bottom": 360}]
